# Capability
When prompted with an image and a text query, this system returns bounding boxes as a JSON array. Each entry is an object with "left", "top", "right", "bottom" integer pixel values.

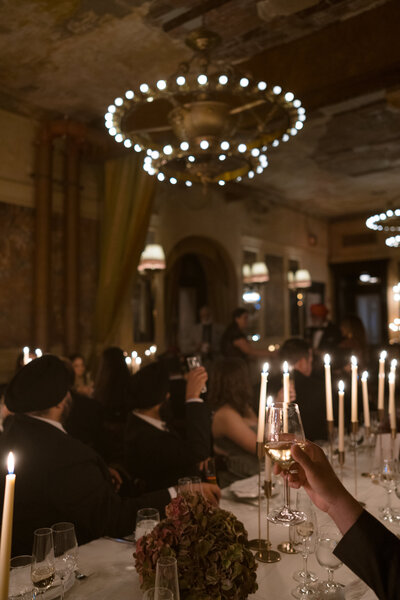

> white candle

[
  {"left": 125, "top": 356, "right": 132, "bottom": 373},
  {"left": 390, "top": 359, "right": 397, "bottom": 375},
  {"left": 324, "top": 354, "right": 333, "bottom": 421},
  {"left": 134, "top": 356, "right": 142, "bottom": 373},
  {"left": 283, "top": 361, "right": 290, "bottom": 405},
  {"left": 378, "top": 350, "right": 387, "bottom": 410},
  {"left": 388, "top": 372, "right": 396, "bottom": 432},
  {"left": 0, "top": 453, "right": 16, "bottom": 600},
  {"left": 351, "top": 356, "right": 358, "bottom": 423},
  {"left": 131, "top": 350, "right": 137, "bottom": 360},
  {"left": 338, "top": 381, "right": 345, "bottom": 452},
  {"left": 35, "top": 348, "right": 42, "bottom": 358},
  {"left": 257, "top": 363, "right": 269, "bottom": 443},
  {"left": 22, "top": 346, "right": 30, "bottom": 366},
  {"left": 361, "top": 371, "right": 370, "bottom": 428},
  {"left": 265, "top": 454, "right": 272, "bottom": 482}
]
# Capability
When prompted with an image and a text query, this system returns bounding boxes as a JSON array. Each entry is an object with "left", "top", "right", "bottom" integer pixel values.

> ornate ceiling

[{"left": 0, "top": 0, "right": 399, "bottom": 218}]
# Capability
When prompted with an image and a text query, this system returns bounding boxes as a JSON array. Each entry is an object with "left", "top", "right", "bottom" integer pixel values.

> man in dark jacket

[{"left": 0, "top": 355, "right": 219, "bottom": 555}]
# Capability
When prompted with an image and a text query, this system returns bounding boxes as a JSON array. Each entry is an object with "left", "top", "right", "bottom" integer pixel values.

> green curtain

[{"left": 93, "top": 153, "right": 155, "bottom": 352}]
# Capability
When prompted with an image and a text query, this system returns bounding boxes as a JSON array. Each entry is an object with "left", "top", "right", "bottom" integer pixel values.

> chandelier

[
  {"left": 366, "top": 208, "right": 400, "bottom": 232},
  {"left": 104, "top": 29, "right": 306, "bottom": 186}
]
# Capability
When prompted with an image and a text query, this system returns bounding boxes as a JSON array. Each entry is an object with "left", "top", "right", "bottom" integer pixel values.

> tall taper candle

[
  {"left": 390, "top": 359, "right": 397, "bottom": 375},
  {"left": 324, "top": 354, "right": 333, "bottom": 421},
  {"left": 22, "top": 346, "right": 30, "bottom": 366},
  {"left": 0, "top": 453, "right": 16, "bottom": 600},
  {"left": 265, "top": 396, "right": 273, "bottom": 481},
  {"left": 257, "top": 363, "right": 269, "bottom": 443},
  {"left": 338, "top": 381, "right": 345, "bottom": 453},
  {"left": 378, "top": 351, "right": 387, "bottom": 411},
  {"left": 388, "top": 372, "right": 396, "bottom": 433},
  {"left": 351, "top": 356, "right": 358, "bottom": 423},
  {"left": 361, "top": 371, "right": 370, "bottom": 428},
  {"left": 283, "top": 361, "right": 290, "bottom": 405}
]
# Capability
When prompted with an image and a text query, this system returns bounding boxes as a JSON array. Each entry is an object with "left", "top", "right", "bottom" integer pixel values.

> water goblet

[
  {"left": 135, "top": 508, "right": 160, "bottom": 541},
  {"left": 155, "top": 556, "right": 180, "bottom": 600},
  {"left": 264, "top": 402, "right": 306, "bottom": 525},
  {"left": 51, "top": 522, "right": 78, "bottom": 589},
  {"left": 292, "top": 495, "right": 318, "bottom": 594},
  {"left": 315, "top": 527, "right": 344, "bottom": 593},
  {"left": 9, "top": 555, "right": 34, "bottom": 600},
  {"left": 177, "top": 478, "right": 193, "bottom": 494},
  {"left": 142, "top": 588, "right": 173, "bottom": 600},
  {"left": 31, "top": 528, "right": 55, "bottom": 594}
]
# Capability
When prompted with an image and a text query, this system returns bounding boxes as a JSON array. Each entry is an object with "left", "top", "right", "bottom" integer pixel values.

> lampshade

[
  {"left": 287, "top": 271, "right": 296, "bottom": 290},
  {"left": 250, "top": 262, "right": 269, "bottom": 283},
  {"left": 242, "top": 264, "right": 252, "bottom": 284},
  {"left": 138, "top": 244, "right": 166, "bottom": 272},
  {"left": 294, "top": 268, "right": 312, "bottom": 288}
]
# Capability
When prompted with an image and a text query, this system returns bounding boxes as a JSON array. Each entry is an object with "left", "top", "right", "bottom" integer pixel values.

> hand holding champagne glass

[{"left": 264, "top": 402, "right": 306, "bottom": 525}]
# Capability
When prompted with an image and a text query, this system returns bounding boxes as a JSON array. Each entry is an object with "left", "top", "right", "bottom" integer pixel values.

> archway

[{"left": 165, "top": 236, "right": 237, "bottom": 350}]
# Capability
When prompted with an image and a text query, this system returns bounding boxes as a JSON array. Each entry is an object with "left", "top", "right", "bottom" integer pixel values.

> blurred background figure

[
  {"left": 307, "top": 304, "right": 342, "bottom": 358},
  {"left": 186, "top": 305, "right": 224, "bottom": 368},
  {"left": 69, "top": 353, "right": 94, "bottom": 397},
  {"left": 209, "top": 357, "right": 259, "bottom": 487},
  {"left": 220, "top": 308, "right": 271, "bottom": 362},
  {"left": 338, "top": 314, "right": 368, "bottom": 371}
]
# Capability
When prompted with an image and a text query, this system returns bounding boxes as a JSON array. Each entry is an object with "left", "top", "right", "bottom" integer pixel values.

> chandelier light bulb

[
  {"left": 134, "top": 143, "right": 142, "bottom": 152},
  {"left": 236, "top": 176, "right": 242, "bottom": 182},
  {"left": 197, "top": 74, "right": 208, "bottom": 85},
  {"left": 170, "top": 177, "right": 177, "bottom": 184},
  {"left": 105, "top": 121, "right": 112, "bottom": 129},
  {"left": 140, "top": 83, "right": 149, "bottom": 93},
  {"left": 240, "top": 77, "right": 249, "bottom": 87},
  {"left": 285, "top": 92, "right": 294, "bottom": 102},
  {"left": 156, "top": 79, "right": 167, "bottom": 90},
  {"left": 180, "top": 141, "right": 189, "bottom": 151},
  {"left": 185, "top": 181, "right": 192, "bottom": 187},
  {"left": 295, "top": 121, "right": 304, "bottom": 129},
  {"left": 221, "top": 141, "right": 230, "bottom": 150},
  {"left": 124, "top": 139, "right": 132, "bottom": 148},
  {"left": 151, "top": 150, "right": 160, "bottom": 159},
  {"left": 125, "top": 90, "right": 134, "bottom": 99},
  {"left": 290, "top": 128, "right": 298, "bottom": 136},
  {"left": 108, "top": 105, "right": 116, "bottom": 113},
  {"left": 257, "top": 81, "right": 267, "bottom": 91},
  {"left": 114, "top": 97, "right": 123, "bottom": 106},
  {"left": 387, "top": 209, "right": 394, "bottom": 217},
  {"left": 251, "top": 148, "right": 260, "bottom": 157},
  {"left": 248, "top": 170, "right": 254, "bottom": 178},
  {"left": 219, "top": 75, "right": 228, "bottom": 85},
  {"left": 157, "top": 173, "right": 165, "bottom": 181},
  {"left": 200, "top": 140, "right": 209, "bottom": 150},
  {"left": 272, "top": 139, "right": 279, "bottom": 147},
  {"left": 163, "top": 144, "right": 173, "bottom": 155},
  {"left": 105, "top": 112, "right": 113, "bottom": 120},
  {"left": 273, "top": 85, "right": 282, "bottom": 95},
  {"left": 293, "top": 99, "right": 301, "bottom": 108},
  {"left": 108, "top": 127, "right": 117, "bottom": 136},
  {"left": 147, "top": 96, "right": 154, "bottom": 102},
  {"left": 256, "top": 166, "right": 263, "bottom": 174},
  {"left": 282, "top": 133, "right": 289, "bottom": 142},
  {"left": 219, "top": 154, "right": 226, "bottom": 161},
  {"left": 218, "top": 180, "right": 225, "bottom": 186},
  {"left": 298, "top": 107, "right": 305, "bottom": 114},
  {"left": 299, "top": 114, "right": 306, "bottom": 121},
  {"left": 188, "top": 155, "right": 195, "bottom": 162},
  {"left": 238, "top": 143, "right": 246, "bottom": 153},
  {"left": 148, "top": 168, "right": 155, "bottom": 175},
  {"left": 176, "top": 76, "right": 186, "bottom": 86}
]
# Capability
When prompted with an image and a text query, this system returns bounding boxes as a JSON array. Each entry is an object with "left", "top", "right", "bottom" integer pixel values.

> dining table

[{"left": 65, "top": 437, "right": 399, "bottom": 600}]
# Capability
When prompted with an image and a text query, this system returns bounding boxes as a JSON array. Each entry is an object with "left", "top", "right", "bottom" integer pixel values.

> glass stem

[
  {"left": 283, "top": 473, "right": 290, "bottom": 509},
  {"left": 327, "top": 568, "right": 334, "bottom": 584},
  {"left": 386, "top": 488, "right": 392, "bottom": 511},
  {"left": 302, "top": 545, "right": 309, "bottom": 579}
]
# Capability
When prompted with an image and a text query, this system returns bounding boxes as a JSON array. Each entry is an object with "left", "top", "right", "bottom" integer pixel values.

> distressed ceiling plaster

[{"left": 0, "top": 0, "right": 398, "bottom": 219}]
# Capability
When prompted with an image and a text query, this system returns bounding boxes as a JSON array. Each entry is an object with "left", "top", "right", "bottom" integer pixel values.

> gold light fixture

[{"left": 105, "top": 28, "right": 306, "bottom": 186}]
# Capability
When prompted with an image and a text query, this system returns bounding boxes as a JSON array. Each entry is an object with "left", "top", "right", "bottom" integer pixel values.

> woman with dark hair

[
  {"left": 220, "top": 308, "right": 271, "bottom": 361},
  {"left": 209, "top": 357, "right": 259, "bottom": 486},
  {"left": 337, "top": 314, "right": 368, "bottom": 371},
  {"left": 69, "top": 353, "right": 93, "bottom": 397}
]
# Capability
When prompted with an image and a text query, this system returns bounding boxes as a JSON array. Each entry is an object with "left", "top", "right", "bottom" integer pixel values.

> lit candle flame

[
  {"left": 338, "top": 380, "right": 345, "bottom": 393},
  {"left": 7, "top": 452, "right": 14, "bottom": 475},
  {"left": 262, "top": 362, "right": 269, "bottom": 373},
  {"left": 283, "top": 361, "right": 289, "bottom": 374},
  {"left": 324, "top": 354, "right": 331, "bottom": 366},
  {"left": 266, "top": 395, "right": 273, "bottom": 407},
  {"left": 131, "top": 351, "right": 137, "bottom": 359},
  {"left": 391, "top": 359, "right": 397, "bottom": 369},
  {"left": 35, "top": 348, "right": 42, "bottom": 357},
  {"left": 150, "top": 345, "right": 157, "bottom": 354},
  {"left": 361, "top": 371, "right": 368, "bottom": 382},
  {"left": 351, "top": 356, "right": 357, "bottom": 367},
  {"left": 136, "top": 357, "right": 142, "bottom": 365},
  {"left": 380, "top": 350, "right": 387, "bottom": 361},
  {"left": 125, "top": 357, "right": 132, "bottom": 365}
]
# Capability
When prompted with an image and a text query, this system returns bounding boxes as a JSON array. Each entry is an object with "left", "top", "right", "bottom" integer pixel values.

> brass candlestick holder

[
  {"left": 277, "top": 487, "right": 298, "bottom": 554},
  {"left": 254, "top": 482, "right": 281, "bottom": 563},
  {"left": 248, "top": 442, "right": 268, "bottom": 551},
  {"left": 327, "top": 420, "right": 334, "bottom": 464},
  {"left": 338, "top": 449, "right": 345, "bottom": 481},
  {"left": 351, "top": 422, "right": 365, "bottom": 507}
]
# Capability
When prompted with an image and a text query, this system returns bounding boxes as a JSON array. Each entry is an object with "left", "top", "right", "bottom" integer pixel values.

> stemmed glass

[
  {"left": 155, "top": 556, "right": 180, "bottom": 600},
  {"left": 51, "top": 522, "right": 78, "bottom": 588},
  {"left": 31, "top": 528, "right": 56, "bottom": 594},
  {"left": 264, "top": 402, "right": 306, "bottom": 525},
  {"left": 186, "top": 355, "right": 207, "bottom": 393},
  {"left": 378, "top": 459, "right": 400, "bottom": 522},
  {"left": 9, "top": 555, "right": 34, "bottom": 600},
  {"left": 315, "top": 527, "right": 344, "bottom": 593},
  {"left": 292, "top": 495, "right": 318, "bottom": 597},
  {"left": 135, "top": 508, "right": 160, "bottom": 541}
]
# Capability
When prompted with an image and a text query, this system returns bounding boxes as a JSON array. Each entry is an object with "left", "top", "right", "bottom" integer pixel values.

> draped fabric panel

[{"left": 93, "top": 154, "right": 155, "bottom": 352}]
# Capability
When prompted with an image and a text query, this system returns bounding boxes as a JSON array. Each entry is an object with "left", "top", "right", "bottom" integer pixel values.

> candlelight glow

[
  {"left": 351, "top": 356, "right": 357, "bottom": 367},
  {"left": 125, "top": 357, "right": 132, "bottom": 365},
  {"left": 150, "top": 345, "right": 157, "bottom": 354},
  {"left": 338, "top": 380, "right": 345, "bottom": 393},
  {"left": 23, "top": 346, "right": 29, "bottom": 354},
  {"left": 380, "top": 350, "right": 387, "bottom": 361},
  {"left": 391, "top": 359, "right": 397, "bottom": 369},
  {"left": 7, "top": 452, "right": 14, "bottom": 475},
  {"left": 324, "top": 354, "right": 330, "bottom": 366},
  {"left": 361, "top": 371, "right": 368, "bottom": 382},
  {"left": 266, "top": 395, "right": 273, "bottom": 407},
  {"left": 131, "top": 351, "right": 137, "bottom": 359},
  {"left": 262, "top": 362, "right": 269, "bottom": 373},
  {"left": 283, "top": 361, "right": 289, "bottom": 374},
  {"left": 136, "top": 357, "right": 142, "bottom": 365},
  {"left": 35, "top": 348, "right": 42, "bottom": 357}
]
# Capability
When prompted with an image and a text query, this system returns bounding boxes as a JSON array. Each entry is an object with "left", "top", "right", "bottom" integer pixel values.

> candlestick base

[
  {"left": 277, "top": 541, "right": 298, "bottom": 554},
  {"left": 255, "top": 548, "right": 281, "bottom": 563},
  {"left": 248, "top": 538, "right": 268, "bottom": 550},
  {"left": 352, "top": 422, "right": 359, "bottom": 435},
  {"left": 338, "top": 451, "right": 345, "bottom": 466}
]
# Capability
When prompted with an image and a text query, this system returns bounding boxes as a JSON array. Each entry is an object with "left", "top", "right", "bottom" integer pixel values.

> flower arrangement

[{"left": 134, "top": 493, "right": 258, "bottom": 600}]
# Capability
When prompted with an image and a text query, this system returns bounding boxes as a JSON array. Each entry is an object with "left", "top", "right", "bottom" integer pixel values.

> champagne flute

[
  {"left": 31, "top": 528, "right": 55, "bottom": 593},
  {"left": 378, "top": 459, "right": 400, "bottom": 522},
  {"left": 315, "top": 527, "right": 344, "bottom": 593},
  {"left": 51, "top": 522, "right": 78, "bottom": 587},
  {"left": 186, "top": 355, "right": 206, "bottom": 393},
  {"left": 264, "top": 401, "right": 306, "bottom": 525},
  {"left": 155, "top": 556, "right": 180, "bottom": 600},
  {"left": 292, "top": 495, "right": 318, "bottom": 598}
]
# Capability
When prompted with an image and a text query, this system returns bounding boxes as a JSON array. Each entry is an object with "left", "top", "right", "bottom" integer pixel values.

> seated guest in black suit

[
  {"left": 0, "top": 355, "right": 220, "bottom": 555},
  {"left": 124, "top": 363, "right": 211, "bottom": 492},
  {"left": 280, "top": 338, "right": 327, "bottom": 441}
]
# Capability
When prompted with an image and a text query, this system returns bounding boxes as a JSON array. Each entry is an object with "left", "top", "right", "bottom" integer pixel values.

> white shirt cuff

[
  {"left": 168, "top": 487, "right": 177, "bottom": 499},
  {"left": 185, "top": 398, "right": 203, "bottom": 404}
]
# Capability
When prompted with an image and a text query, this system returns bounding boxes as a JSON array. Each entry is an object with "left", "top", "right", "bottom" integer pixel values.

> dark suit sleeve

[
  {"left": 48, "top": 455, "right": 170, "bottom": 544},
  {"left": 334, "top": 510, "right": 400, "bottom": 600},
  {"left": 185, "top": 401, "right": 212, "bottom": 462}
]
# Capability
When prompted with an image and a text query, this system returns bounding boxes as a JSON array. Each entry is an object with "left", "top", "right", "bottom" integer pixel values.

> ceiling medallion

[{"left": 104, "top": 28, "right": 306, "bottom": 186}]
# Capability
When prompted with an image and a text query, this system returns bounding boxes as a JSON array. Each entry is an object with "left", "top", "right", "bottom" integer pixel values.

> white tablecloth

[{"left": 67, "top": 445, "right": 397, "bottom": 600}]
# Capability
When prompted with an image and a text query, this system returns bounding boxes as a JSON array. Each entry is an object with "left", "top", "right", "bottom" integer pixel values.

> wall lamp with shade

[{"left": 138, "top": 243, "right": 166, "bottom": 273}]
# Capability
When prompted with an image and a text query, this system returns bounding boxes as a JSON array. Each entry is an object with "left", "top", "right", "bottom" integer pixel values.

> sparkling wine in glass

[
  {"left": 51, "top": 522, "right": 78, "bottom": 586},
  {"left": 264, "top": 401, "right": 306, "bottom": 525},
  {"left": 31, "top": 528, "right": 55, "bottom": 593},
  {"left": 315, "top": 527, "right": 344, "bottom": 592},
  {"left": 186, "top": 355, "right": 207, "bottom": 393}
]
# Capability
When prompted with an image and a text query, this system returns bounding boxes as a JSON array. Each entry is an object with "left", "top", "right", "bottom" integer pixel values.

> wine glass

[
  {"left": 177, "top": 477, "right": 193, "bottom": 494},
  {"left": 51, "top": 522, "right": 78, "bottom": 588},
  {"left": 142, "top": 588, "right": 173, "bottom": 600},
  {"left": 135, "top": 508, "right": 160, "bottom": 541},
  {"left": 186, "top": 355, "right": 207, "bottom": 393},
  {"left": 378, "top": 459, "right": 400, "bottom": 522},
  {"left": 9, "top": 555, "right": 34, "bottom": 600},
  {"left": 292, "top": 494, "right": 318, "bottom": 596},
  {"left": 31, "top": 528, "right": 55, "bottom": 594},
  {"left": 315, "top": 527, "right": 344, "bottom": 593},
  {"left": 155, "top": 556, "right": 180, "bottom": 600},
  {"left": 264, "top": 401, "right": 306, "bottom": 525}
]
